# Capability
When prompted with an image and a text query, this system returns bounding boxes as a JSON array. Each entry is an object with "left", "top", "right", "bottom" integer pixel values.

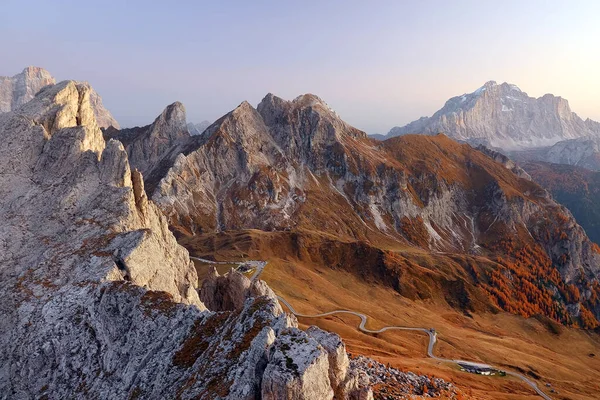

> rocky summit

[
  {"left": 0, "top": 80, "right": 385, "bottom": 399},
  {"left": 0, "top": 66, "right": 120, "bottom": 129},
  {"left": 384, "top": 81, "right": 600, "bottom": 150},
  {"left": 0, "top": 66, "right": 55, "bottom": 112},
  {"left": 103, "top": 101, "right": 191, "bottom": 180}
]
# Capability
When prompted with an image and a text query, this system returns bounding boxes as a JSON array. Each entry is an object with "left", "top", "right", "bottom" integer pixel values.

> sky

[{"left": 1, "top": 0, "right": 599, "bottom": 134}]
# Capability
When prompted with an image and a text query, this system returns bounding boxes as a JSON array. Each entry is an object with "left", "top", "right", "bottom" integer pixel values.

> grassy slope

[{"left": 183, "top": 230, "right": 600, "bottom": 399}]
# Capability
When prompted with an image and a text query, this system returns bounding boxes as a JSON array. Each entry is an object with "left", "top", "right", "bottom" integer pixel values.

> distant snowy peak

[
  {"left": 445, "top": 81, "right": 526, "bottom": 110},
  {"left": 385, "top": 81, "right": 600, "bottom": 150}
]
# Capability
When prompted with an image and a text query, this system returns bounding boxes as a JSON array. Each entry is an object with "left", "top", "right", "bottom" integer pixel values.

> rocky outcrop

[
  {"left": 103, "top": 101, "right": 192, "bottom": 192},
  {"left": 0, "top": 66, "right": 119, "bottom": 128},
  {"left": 81, "top": 81, "right": 121, "bottom": 129},
  {"left": 306, "top": 326, "right": 350, "bottom": 396},
  {"left": 200, "top": 267, "right": 278, "bottom": 312},
  {"left": 262, "top": 328, "right": 335, "bottom": 400},
  {"left": 385, "top": 81, "right": 600, "bottom": 150},
  {"left": 350, "top": 356, "right": 458, "bottom": 399},
  {"left": 0, "top": 80, "right": 200, "bottom": 304},
  {"left": 0, "top": 80, "right": 381, "bottom": 399},
  {"left": 200, "top": 267, "right": 251, "bottom": 311}
]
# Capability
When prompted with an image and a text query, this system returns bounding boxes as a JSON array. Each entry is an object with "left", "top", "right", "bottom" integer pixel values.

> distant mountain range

[
  {"left": 510, "top": 136, "right": 600, "bottom": 171},
  {"left": 187, "top": 120, "right": 211, "bottom": 136},
  {"left": 377, "top": 81, "right": 600, "bottom": 151},
  {"left": 105, "top": 90, "right": 600, "bottom": 330}
]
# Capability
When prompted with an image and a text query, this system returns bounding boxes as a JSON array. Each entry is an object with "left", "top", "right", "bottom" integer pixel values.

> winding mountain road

[
  {"left": 277, "top": 295, "right": 552, "bottom": 399},
  {"left": 196, "top": 257, "right": 552, "bottom": 399}
]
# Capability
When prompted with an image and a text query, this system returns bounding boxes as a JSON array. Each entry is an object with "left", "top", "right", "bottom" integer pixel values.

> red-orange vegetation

[{"left": 483, "top": 239, "right": 599, "bottom": 327}]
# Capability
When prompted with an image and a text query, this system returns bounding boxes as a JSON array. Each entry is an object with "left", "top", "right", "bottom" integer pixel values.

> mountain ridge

[
  {"left": 104, "top": 91, "right": 600, "bottom": 329},
  {"left": 0, "top": 66, "right": 120, "bottom": 129},
  {"left": 0, "top": 79, "right": 382, "bottom": 399},
  {"left": 382, "top": 81, "right": 600, "bottom": 150}
]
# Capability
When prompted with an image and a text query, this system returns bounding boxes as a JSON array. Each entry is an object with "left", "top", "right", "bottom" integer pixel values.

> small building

[{"left": 458, "top": 362, "right": 498, "bottom": 376}]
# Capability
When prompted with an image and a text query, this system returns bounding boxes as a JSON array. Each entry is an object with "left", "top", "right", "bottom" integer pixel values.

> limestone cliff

[
  {"left": 0, "top": 81, "right": 376, "bottom": 399},
  {"left": 0, "top": 66, "right": 119, "bottom": 128},
  {"left": 103, "top": 101, "right": 190, "bottom": 181},
  {"left": 385, "top": 81, "right": 600, "bottom": 150}
]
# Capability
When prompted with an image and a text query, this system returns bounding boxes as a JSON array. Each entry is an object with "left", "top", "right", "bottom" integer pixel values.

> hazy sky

[{"left": 1, "top": 0, "right": 599, "bottom": 133}]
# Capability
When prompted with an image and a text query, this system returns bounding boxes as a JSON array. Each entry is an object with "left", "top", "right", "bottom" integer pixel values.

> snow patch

[{"left": 509, "top": 84, "right": 522, "bottom": 92}]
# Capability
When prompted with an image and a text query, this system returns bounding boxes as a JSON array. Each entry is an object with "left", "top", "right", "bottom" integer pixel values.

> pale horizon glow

[{"left": 1, "top": 0, "right": 599, "bottom": 134}]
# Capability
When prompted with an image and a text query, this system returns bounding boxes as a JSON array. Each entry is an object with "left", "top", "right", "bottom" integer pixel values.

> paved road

[
  {"left": 196, "top": 257, "right": 551, "bottom": 400},
  {"left": 277, "top": 295, "right": 552, "bottom": 400}
]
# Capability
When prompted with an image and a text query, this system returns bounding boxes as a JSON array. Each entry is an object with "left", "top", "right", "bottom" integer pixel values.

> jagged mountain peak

[
  {"left": 259, "top": 92, "right": 335, "bottom": 115},
  {"left": 481, "top": 80, "right": 498, "bottom": 89},
  {"left": 232, "top": 99, "right": 257, "bottom": 115},
  {"left": 1, "top": 66, "right": 119, "bottom": 129},
  {"left": 258, "top": 92, "right": 366, "bottom": 143},
  {"left": 0, "top": 66, "right": 56, "bottom": 113},
  {"left": 292, "top": 93, "right": 328, "bottom": 108},
  {"left": 1, "top": 74, "right": 379, "bottom": 399},
  {"left": 152, "top": 101, "right": 188, "bottom": 134},
  {"left": 452, "top": 80, "right": 525, "bottom": 105},
  {"left": 101, "top": 100, "right": 191, "bottom": 189},
  {"left": 17, "top": 80, "right": 104, "bottom": 154},
  {"left": 19, "top": 65, "right": 54, "bottom": 81}
]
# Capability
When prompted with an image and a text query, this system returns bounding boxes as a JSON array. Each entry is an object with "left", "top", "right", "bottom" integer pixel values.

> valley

[
  {"left": 2, "top": 65, "right": 600, "bottom": 399},
  {"left": 4, "top": 2, "right": 600, "bottom": 399},
  {"left": 183, "top": 230, "right": 600, "bottom": 399}
]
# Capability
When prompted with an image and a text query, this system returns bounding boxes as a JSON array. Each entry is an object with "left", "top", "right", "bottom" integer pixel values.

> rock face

[
  {"left": 0, "top": 80, "right": 380, "bottom": 398},
  {"left": 384, "top": 81, "right": 600, "bottom": 150},
  {"left": 0, "top": 66, "right": 119, "bottom": 128},
  {"left": 81, "top": 81, "right": 121, "bottom": 129},
  {"left": 262, "top": 328, "right": 335, "bottom": 400},
  {"left": 103, "top": 102, "right": 190, "bottom": 184},
  {"left": 350, "top": 356, "right": 457, "bottom": 399},
  {"left": 521, "top": 161, "right": 600, "bottom": 244},
  {"left": 522, "top": 136, "right": 600, "bottom": 171},
  {"left": 306, "top": 326, "right": 349, "bottom": 395},
  {"left": 128, "top": 92, "right": 600, "bottom": 327},
  {"left": 200, "top": 267, "right": 251, "bottom": 311},
  {"left": 0, "top": 66, "right": 55, "bottom": 111}
]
